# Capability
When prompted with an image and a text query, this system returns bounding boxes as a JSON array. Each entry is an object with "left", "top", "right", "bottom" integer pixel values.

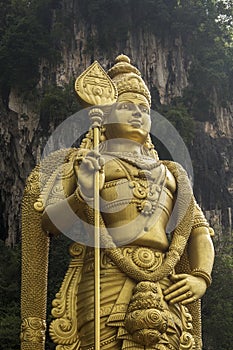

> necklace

[
  {"left": 103, "top": 151, "right": 159, "bottom": 171},
  {"left": 109, "top": 157, "right": 166, "bottom": 216}
]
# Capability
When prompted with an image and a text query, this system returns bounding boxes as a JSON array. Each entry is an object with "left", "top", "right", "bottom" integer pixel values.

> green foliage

[
  {"left": 202, "top": 237, "right": 233, "bottom": 349},
  {"left": 1, "top": 0, "right": 232, "bottom": 113},
  {"left": 80, "top": 0, "right": 233, "bottom": 117},
  {"left": 129, "top": 0, "right": 177, "bottom": 36},
  {"left": 0, "top": 240, "right": 20, "bottom": 350},
  {"left": 79, "top": 0, "right": 130, "bottom": 52},
  {"left": 172, "top": 0, "right": 233, "bottom": 116},
  {"left": 215, "top": 0, "right": 233, "bottom": 44},
  {"left": 158, "top": 99, "right": 195, "bottom": 145},
  {"left": 0, "top": 0, "right": 60, "bottom": 93},
  {"left": 39, "top": 82, "right": 81, "bottom": 130},
  {"left": 79, "top": 0, "right": 178, "bottom": 52}
]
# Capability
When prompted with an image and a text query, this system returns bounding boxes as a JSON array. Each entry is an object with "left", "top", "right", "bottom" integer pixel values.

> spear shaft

[
  {"left": 89, "top": 108, "right": 103, "bottom": 350},
  {"left": 94, "top": 126, "right": 100, "bottom": 350}
]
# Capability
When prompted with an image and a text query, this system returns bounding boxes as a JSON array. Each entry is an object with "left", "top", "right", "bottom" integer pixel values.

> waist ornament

[{"left": 83, "top": 246, "right": 165, "bottom": 274}]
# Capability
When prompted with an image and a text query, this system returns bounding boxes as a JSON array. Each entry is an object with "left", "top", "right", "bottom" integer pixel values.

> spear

[
  {"left": 89, "top": 108, "right": 104, "bottom": 350},
  {"left": 75, "top": 61, "right": 117, "bottom": 350}
]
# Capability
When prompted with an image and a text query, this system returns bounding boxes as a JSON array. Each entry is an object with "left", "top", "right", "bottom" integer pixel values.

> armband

[
  {"left": 192, "top": 203, "right": 210, "bottom": 231},
  {"left": 191, "top": 268, "right": 212, "bottom": 287}
]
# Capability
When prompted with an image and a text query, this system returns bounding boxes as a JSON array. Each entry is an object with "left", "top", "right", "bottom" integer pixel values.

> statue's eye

[
  {"left": 121, "top": 103, "right": 130, "bottom": 109},
  {"left": 140, "top": 106, "right": 149, "bottom": 113}
]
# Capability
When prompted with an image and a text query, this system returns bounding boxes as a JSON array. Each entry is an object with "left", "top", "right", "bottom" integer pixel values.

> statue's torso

[{"left": 100, "top": 156, "right": 176, "bottom": 252}]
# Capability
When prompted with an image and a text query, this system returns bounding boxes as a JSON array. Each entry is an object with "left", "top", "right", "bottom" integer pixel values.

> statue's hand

[
  {"left": 74, "top": 150, "right": 105, "bottom": 199},
  {"left": 163, "top": 273, "right": 207, "bottom": 305}
]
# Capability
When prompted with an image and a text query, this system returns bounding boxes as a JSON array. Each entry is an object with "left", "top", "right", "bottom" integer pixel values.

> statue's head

[
  {"left": 108, "top": 54, "right": 151, "bottom": 109},
  {"left": 102, "top": 55, "right": 151, "bottom": 145},
  {"left": 75, "top": 54, "right": 156, "bottom": 155}
]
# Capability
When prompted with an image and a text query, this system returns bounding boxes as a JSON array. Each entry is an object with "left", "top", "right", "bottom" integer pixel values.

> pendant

[{"left": 129, "top": 181, "right": 160, "bottom": 216}]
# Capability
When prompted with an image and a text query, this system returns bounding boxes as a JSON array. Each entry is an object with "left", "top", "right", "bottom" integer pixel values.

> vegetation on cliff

[{"left": 0, "top": 0, "right": 232, "bottom": 116}]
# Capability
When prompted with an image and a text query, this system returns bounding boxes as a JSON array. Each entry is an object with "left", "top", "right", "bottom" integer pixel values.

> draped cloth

[{"left": 77, "top": 247, "right": 195, "bottom": 350}]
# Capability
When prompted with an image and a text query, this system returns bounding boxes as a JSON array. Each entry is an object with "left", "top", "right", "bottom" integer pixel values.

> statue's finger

[
  {"left": 170, "top": 274, "right": 189, "bottom": 281},
  {"left": 87, "top": 150, "right": 101, "bottom": 159},
  {"left": 181, "top": 296, "right": 197, "bottom": 305},
  {"left": 168, "top": 293, "right": 187, "bottom": 304},
  {"left": 99, "top": 157, "right": 105, "bottom": 167},
  {"left": 164, "top": 285, "right": 188, "bottom": 301},
  {"left": 83, "top": 157, "right": 99, "bottom": 171},
  {"left": 163, "top": 279, "right": 186, "bottom": 295},
  {"left": 74, "top": 156, "right": 83, "bottom": 166},
  {"left": 169, "top": 290, "right": 193, "bottom": 304}
]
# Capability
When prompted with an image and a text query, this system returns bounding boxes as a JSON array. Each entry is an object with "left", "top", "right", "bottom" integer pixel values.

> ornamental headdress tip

[{"left": 75, "top": 54, "right": 151, "bottom": 107}]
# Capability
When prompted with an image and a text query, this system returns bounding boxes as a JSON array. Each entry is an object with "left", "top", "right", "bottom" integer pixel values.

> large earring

[{"left": 144, "top": 135, "right": 159, "bottom": 160}]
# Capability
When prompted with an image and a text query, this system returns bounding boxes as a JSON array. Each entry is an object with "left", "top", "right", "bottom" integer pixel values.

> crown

[{"left": 108, "top": 54, "right": 151, "bottom": 106}]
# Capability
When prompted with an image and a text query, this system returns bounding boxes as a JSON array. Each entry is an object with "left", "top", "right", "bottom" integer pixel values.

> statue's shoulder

[
  {"left": 24, "top": 148, "right": 77, "bottom": 191},
  {"left": 161, "top": 160, "right": 194, "bottom": 201},
  {"left": 161, "top": 160, "right": 190, "bottom": 179},
  {"left": 161, "top": 162, "right": 177, "bottom": 194},
  {"left": 24, "top": 147, "right": 87, "bottom": 212}
]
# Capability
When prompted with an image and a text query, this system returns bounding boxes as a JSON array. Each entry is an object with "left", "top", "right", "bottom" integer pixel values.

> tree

[
  {"left": 0, "top": 240, "right": 20, "bottom": 350},
  {"left": 202, "top": 237, "right": 233, "bottom": 349}
]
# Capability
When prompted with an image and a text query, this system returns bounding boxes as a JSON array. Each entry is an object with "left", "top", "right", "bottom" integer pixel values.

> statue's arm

[
  {"left": 188, "top": 203, "right": 215, "bottom": 282},
  {"left": 164, "top": 203, "right": 215, "bottom": 305},
  {"left": 41, "top": 190, "right": 86, "bottom": 236},
  {"left": 41, "top": 149, "right": 105, "bottom": 236}
]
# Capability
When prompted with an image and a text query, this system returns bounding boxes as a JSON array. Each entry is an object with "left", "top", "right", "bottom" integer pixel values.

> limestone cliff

[{"left": 0, "top": 0, "right": 232, "bottom": 245}]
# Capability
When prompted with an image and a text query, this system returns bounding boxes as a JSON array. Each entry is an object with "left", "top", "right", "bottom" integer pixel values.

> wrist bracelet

[
  {"left": 73, "top": 187, "right": 84, "bottom": 203},
  {"left": 191, "top": 268, "right": 212, "bottom": 287},
  {"left": 74, "top": 187, "right": 94, "bottom": 202}
]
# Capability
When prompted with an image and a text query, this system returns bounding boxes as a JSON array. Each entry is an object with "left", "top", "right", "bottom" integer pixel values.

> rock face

[
  {"left": 0, "top": 1, "right": 232, "bottom": 245},
  {"left": 53, "top": 29, "right": 189, "bottom": 105},
  {"left": 191, "top": 119, "right": 233, "bottom": 236}
]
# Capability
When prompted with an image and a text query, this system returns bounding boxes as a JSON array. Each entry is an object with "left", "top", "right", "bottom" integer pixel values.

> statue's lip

[{"left": 129, "top": 119, "right": 142, "bottom": 127}]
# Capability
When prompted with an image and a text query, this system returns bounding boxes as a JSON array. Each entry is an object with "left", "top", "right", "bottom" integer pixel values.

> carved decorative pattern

[
  {"left": 49, "top": 243, "right": 86, "bottom": 349},
  {"left": 179, "top": 331, "right": 196, "bottom": 350},
  {"left": 132, "top": 247, "right": 156, "bottom": 268},
  {"left": 107, "top": 54, "right": 151, "bottom": 106},
  {"left": 20, "top": 317, "right": 46, "bottom": 343},
  {"left": 75, "top": 61, "right": 118, "bottom": 106},
  {"left": 125, "top": 281, "right": 169, "bottom": 346},
  {"left": 21, "top": 149, "right": 78, "bottom": 350},
  {"left": 180, "top": 305, "right": 193, "bottom": 332},
  {"left": 104, "top": 161, "right": 195, "bottom": 283}
]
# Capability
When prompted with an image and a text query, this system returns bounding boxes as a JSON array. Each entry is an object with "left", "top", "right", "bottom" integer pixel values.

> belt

[{"left": 83, "top": 246, "right": 165, "bottom": 274}]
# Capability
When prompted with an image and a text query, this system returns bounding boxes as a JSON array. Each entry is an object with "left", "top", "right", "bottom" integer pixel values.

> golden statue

[{"left": 21, "top": 55, "right": 215, "bottom": 350}]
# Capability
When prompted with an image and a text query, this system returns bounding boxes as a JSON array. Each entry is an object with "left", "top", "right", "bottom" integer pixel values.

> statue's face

[{"left": 105, "top": 98, "right": 151, "bottom": 144}]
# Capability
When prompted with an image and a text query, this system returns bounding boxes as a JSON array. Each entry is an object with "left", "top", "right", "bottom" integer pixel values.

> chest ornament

[
  {"left": 129, "top": 180, "right": 162, "bottom": 216},
  {"left": 107, "top": 155, "right": 166, "bottom": 217}
]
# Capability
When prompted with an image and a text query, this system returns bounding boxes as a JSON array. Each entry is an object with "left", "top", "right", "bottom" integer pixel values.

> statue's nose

[{"left": 132, "top": 106, "right": 142, "bottom": 117}]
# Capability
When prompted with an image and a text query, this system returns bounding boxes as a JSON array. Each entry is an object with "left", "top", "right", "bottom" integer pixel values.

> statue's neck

[{"left": 104, "top": 138, "right": 143, "bottom": 155}]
